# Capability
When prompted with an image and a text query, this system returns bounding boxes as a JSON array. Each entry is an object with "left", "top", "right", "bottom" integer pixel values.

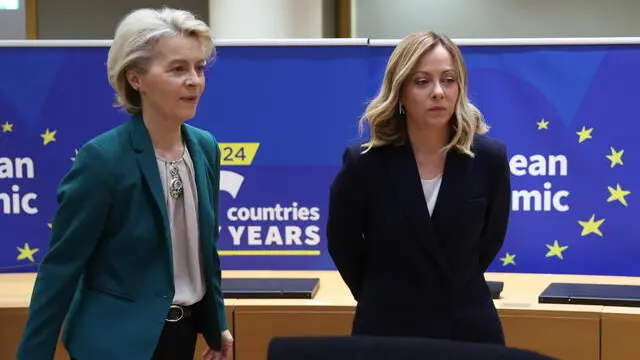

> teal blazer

[{"left": 16, "top": 114, "right": 227, "bottom": 360}]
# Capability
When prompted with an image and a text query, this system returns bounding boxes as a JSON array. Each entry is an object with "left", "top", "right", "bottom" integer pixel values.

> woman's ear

[{"left": 125, "top": 69, "right": 141, "bottom": 91}]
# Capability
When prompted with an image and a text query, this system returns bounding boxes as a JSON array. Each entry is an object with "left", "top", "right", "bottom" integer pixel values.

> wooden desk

[
  {"left": 226, "top": 271, "right": 640, "bottom": 360},
  {"left": 224, "top": 271, "right": 355, "bottom": 360},
  {"left": 489, "top": 273, "right": 640, "bottom": 360},
  {"left": 601, "top": 306, "right": 640, "bottom": 360},
  {"left": 487, "top": 273, "right": 605, "bottom": 360},
  {"left": 0, "top": 273, "right": 235, "bottom": 360},
  {"left": 596, "top": 279, "right": 640, "bottom": 360},
  {"left": 4, "top": 271, "right": 640, "bottom": 360}
]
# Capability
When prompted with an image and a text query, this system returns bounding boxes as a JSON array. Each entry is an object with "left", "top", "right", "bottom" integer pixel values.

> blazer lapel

[
  {"left": 387, "top": 143, "right": 449, "bottom": 273},
  {"left": 429, "top": 149, "right": 473, "bottom": 242},
  {"left": 182, "top": 126, "right": 214, "bottom": 271},
  {"left": 129, "top": 115, "right": 171, "bottom": 250},
  {"left": 128, "top": 115, "right": 182, "bottom": 280}
]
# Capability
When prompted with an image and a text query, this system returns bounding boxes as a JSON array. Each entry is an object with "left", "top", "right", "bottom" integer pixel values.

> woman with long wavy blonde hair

[{"left": 327, "top": 31, "right": 512, "bottom": 345}]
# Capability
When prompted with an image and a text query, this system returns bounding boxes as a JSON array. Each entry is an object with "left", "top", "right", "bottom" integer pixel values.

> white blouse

[
  {"left": 421, "top": 175, "right": 443, "bottom": 215},
  {"left": 156, "top": 146, "right": 205, "bottom": 306}
]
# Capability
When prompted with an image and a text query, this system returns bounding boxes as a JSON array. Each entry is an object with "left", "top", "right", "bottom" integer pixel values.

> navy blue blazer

[{"left": 327, "top": 134, "right": 511, "bottom": 345}]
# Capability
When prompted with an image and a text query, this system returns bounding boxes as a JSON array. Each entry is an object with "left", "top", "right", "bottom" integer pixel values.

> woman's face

[
  {"left": 128, "top": 35, "right": 206, "bottom": 124},
  {"left": 400, "top": 44, "right": 459, "bottom": 129}
]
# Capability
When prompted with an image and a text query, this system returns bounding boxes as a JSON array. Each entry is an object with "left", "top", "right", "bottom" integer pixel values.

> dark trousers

[
  {"left": 72, "top": 302, "right": 201, "bottom": 360},
  {"left": 150, "top": 313, "right": 199, "bottom": 360}
]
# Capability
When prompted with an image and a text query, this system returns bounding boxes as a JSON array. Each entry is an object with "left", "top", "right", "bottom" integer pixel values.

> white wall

[
  {"left": 0, "top": 0, "right": 25, "bottom": 39},
  {"left": 209, "top": 0, "right": 333, "bottom": 39},
  {"left": 353, "top": 0, "right": 640, "bottom": 39}
]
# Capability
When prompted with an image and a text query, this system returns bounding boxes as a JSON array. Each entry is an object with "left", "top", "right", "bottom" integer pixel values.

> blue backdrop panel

[
  {"left": 0, "top": 42, "right": 638, "bottom": 275},
  {"left": 0, "top": 46, "right": 128, "bottom": 273},
  {"left": 472, "top": 45, "right": 638, "bottom": 275},
  {"left": 191, "top": 45, "right": 371, "bottom": 270},
  {"left": 0, "top": 44, "right": 370, "bottom": 272}
]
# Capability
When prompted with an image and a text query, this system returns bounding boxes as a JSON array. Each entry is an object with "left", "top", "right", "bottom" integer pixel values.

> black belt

[{"left": 166, "top": 304, "right": 194, "bottom": 322}]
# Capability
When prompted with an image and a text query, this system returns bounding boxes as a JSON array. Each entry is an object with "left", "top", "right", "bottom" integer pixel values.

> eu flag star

[
  {"left": 576, "top": 126, "right": 593, "bottom": 143},
  {"left": 1, "top": 121, "right": 13, "bottom": 132},
  {"left": 578, "top": 214, "right": 605, "bottom": 237},
  {"left": 41, "top": 128, "right": 57, "bottom": 145},
  {"left": 16, "top": 243, "right": 39, "bottom": 262},
  {"left": 606, "top": 147, "right": 624, "bottom": 168},
  {"left": 536, "top": 119, "right": 549, "bottom": 130},
  {"left": 500, "top": 253, "right": 516, "bottom": 266},
  {"left": 70, "top": 149, "right": 79, "bottom": 162},
  {"left": 545, "top": 240, "right": 568, "bottom": 259},
  {"left": 607, "top": 184, "right": 630, "bottom": 207}
]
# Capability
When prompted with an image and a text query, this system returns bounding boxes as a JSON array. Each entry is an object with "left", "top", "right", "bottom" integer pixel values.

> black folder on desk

[
  {"left": 221, "top": 278, "right": 320, "bottom": 299},
  {"left": 539, "top": 283, "right": 640, "bottom": 307},
  {"left": 487, "top": 281, "right": 504, "bottom": 299}
]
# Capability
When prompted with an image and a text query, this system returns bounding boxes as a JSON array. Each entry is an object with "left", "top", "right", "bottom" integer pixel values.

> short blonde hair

[
  {"left": 359, "top": 31, "right": 488, "bottom": 156},
  {"left": 106, "top": 7, "right": 215, "bottom": 114}
]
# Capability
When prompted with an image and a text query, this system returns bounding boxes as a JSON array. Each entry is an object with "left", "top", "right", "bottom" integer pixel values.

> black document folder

[
  {"left": 221, "top": 278, "right": 320, "bottom": 299},
  {"left": 539, "top": 283, "right": 640, "bottom": 307},
  {"left": 487, "top": 281, "right": 504, "bottom": 299}
]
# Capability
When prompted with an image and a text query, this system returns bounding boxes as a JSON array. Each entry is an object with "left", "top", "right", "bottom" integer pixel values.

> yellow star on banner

[
  {"left": 607, "top": 184, "right": 631, "bottom": 206},
  {"left": 47, "top": 222, "right": 52, "bottom": 229},
  {"left": 606, "top": 147, "right": 624, "bottom": 168},
  {"left": 500, "top": 253, "right": 516, "bottom": 266},
  {"left": 578, "top": 214, "right": 605, "bottom": 237},
  {"left": 536, "top": 119, "right": 549, "bottom": 130},
  {"left": 16, "top": 243, "right": 39, "bottom": 262},
  {"left": 1, "top": 121, "right": 13, "bottom": 132},
  {"left": 41, "top": 128, "right": 57, "bottom": 145},
  {"left": 576, "top": 126, "right": 593, "bottom": 143},
  {"left": 545, "top": 240, "right": 568, "bottom": 259},
  {"left": 70, "top": 149, "right": 79, "bottom": 162}
]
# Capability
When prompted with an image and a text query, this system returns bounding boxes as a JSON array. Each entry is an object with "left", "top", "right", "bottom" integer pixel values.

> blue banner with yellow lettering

[{"left": 0, "top": 42, "right": 638, "bottom": 275}]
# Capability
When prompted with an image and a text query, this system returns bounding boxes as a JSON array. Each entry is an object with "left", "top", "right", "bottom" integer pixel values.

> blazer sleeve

[
  {"left": 210, "top": 139, "right": 228, "bottom": 332},
  {"left": 479, "top": 142, "right": 512, "bottom": 272},
  {"left": 326, "top": 146, "right": 367, "bottom": 300},
  {"left": 17, "top": 142, "right": 111, "bottom": 360}
]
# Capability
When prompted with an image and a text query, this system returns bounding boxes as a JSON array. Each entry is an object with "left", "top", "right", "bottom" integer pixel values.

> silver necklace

[
  {"left": 168, "top": 161, "right": 184, "bottom": 200},
  {"left": 159, "top": 144, "right": 186, "bottom": 200}
]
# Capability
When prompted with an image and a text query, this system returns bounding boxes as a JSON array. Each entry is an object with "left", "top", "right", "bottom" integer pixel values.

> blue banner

[{"left": 1, "top": 42, "right": 638, "bottom": 276}]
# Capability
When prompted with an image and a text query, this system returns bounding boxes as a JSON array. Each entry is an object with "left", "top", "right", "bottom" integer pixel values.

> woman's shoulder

[
  {"left": 337, "top": 143, "right": 388, "bottom": 178},
  {"left": 342, "top": 141, "right": 394, "bottom": 163},
  {"left": 472, "top": 133, "right": 508, "bottom": 160},
  {"left": 183, "top": 124, "right": 219, "bottom": 152},
  {"left": 185, "top": 123, "right": 217, "bottom": 141},
  {"left": 80, "top": 122, "right": 131, "bottom": 160},
  {"left": 470, "top": 134, "right": 510, "bottom": 176}
]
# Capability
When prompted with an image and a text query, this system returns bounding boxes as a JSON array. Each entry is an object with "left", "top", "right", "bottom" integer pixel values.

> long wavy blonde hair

[{"left": 359, "top": 32, "right": 488, "bottom": 156}]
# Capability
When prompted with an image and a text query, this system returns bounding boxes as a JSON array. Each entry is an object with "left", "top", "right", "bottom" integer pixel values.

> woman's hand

[{"left": 202, "top": 330, "right": 233, "bottom": 360}]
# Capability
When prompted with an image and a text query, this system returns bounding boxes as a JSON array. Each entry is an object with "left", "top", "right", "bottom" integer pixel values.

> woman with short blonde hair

[
  {"left": 17, "top": 7, "right": 233, "bottom": 360},
  {"left": 328, "top": 31, "right": 511, "bottom": 345}
]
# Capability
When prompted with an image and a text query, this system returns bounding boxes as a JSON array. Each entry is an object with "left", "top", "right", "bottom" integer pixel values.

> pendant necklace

[{"left": 162, "top": 143, "right": 186, "bottom": 200}]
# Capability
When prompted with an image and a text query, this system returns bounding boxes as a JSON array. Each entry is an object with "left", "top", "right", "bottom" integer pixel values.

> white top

[
  {"left": 156, "top": 146, "right": 205, "bottom": 306},
  {"left": 421, "top": 175, "right": 443, "bottom": 215}
]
